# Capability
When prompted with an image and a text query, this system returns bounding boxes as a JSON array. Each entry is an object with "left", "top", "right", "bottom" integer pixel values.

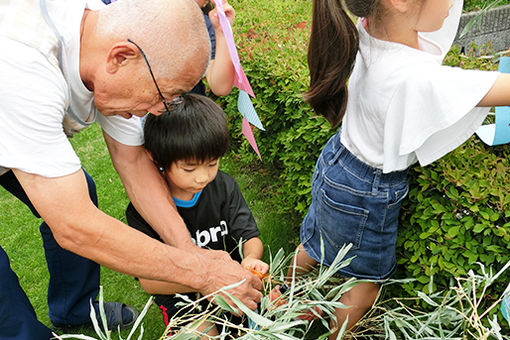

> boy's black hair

[{"left": 143, "top": 93, "right": 230, "bottom": 170}]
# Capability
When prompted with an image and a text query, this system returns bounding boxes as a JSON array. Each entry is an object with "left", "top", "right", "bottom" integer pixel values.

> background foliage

[
  {"left": 464, "top": 0, "right": 510, "bottom": 12},
  {"left": 224, "top": 0, "right": 510, "bottom": 324}
]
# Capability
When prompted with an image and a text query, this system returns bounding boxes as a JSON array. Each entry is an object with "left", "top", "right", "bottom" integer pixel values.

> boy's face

[{"left": 165, "top": 158, "right": 220, "bottom": 199}]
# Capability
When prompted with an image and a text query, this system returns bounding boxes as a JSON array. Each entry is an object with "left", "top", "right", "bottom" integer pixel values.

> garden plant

[
  {"left": 219, "top": 0, "right": 510, "bottom": 324},
  {"left": 53, "top": 246, "right": 510, "bottom": 339}
]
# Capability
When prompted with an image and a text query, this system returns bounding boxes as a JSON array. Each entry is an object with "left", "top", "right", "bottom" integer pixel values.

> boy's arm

[
  {"left": 206, "top": 1, "right": 235, "bottom": 96},
  {"left": 241, "top": 238, "right": 269, "bottom": 274}
]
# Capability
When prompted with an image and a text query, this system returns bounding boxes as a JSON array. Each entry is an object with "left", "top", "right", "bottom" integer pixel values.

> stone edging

[{"left": 454, "top": 4, "right": 510, "bottom": 53}]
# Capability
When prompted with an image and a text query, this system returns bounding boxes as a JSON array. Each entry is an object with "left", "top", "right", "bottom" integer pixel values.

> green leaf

[
  {"left": 480, "top": 210, "right": 490, "bottom": 220},
  {"left": 447, "top": 226, "right": 460, "bottom": 238},
  {"left": 417, "top": 275, "right": 430, "bottom": 284},
  {"left": 213, "top": 295, "right": 238, "bottom": 315},
  {"left": 473, "top": 224, "right": 485, "bottom": 233},
  {"left": 222, "top": 293, "right": 273, "bottom": 328},
  {"left": 489, "top": 211, "right": 500, "bottom": 222},
  {"left": 419, "top": 232, "right": 431, "bottom": 239}
]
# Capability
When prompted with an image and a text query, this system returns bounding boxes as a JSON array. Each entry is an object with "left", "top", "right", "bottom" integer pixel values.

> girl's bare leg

[
  {"left": 286, "top": 243, "right": 318, "bottom": 280},
  {"left": 329, "top": 282, "right": 379, "bottom": 340},
  {"left": 192, "top": 321, "right": 219, "bottom": 339},
  {"left": 284, "top": 244, "right": 378, "bottom": 336}
]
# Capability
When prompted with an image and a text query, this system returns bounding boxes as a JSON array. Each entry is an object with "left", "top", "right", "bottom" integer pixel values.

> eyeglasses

[{"left": 127, "top": 39, "right": 171, "bottom": 113}]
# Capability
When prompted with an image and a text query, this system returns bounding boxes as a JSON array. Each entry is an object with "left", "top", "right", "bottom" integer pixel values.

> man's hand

[
  {"left": 196, "top": 247, "right": 233, "bottom": 260},
  {"left": 196, "top": 251, "right": 262, "bottom": 311}
]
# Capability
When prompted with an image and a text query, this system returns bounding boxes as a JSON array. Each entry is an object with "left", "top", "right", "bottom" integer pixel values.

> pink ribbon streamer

[
  {"left": 211, "top": 0, "right": 261, "bottom": 158},
  {"left": 242, "top": 118, "right": 261, "bottom": 160},
  {"left": 210, "top": 0, "right": 254, "bottom": 97}
]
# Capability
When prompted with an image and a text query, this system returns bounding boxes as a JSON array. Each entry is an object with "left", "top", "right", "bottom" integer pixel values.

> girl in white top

[{"left": 275, "top": 0, "right": 510, "bottom": 337}]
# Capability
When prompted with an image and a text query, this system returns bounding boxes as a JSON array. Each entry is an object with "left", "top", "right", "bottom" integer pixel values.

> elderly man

[{"left": 0, "top": 0, "right": 262, "bottom": 338}]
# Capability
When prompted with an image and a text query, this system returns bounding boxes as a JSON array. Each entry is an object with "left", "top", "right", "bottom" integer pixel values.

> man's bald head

[{"left": 96, "top": 0, "right": 210, "bottom": 84}]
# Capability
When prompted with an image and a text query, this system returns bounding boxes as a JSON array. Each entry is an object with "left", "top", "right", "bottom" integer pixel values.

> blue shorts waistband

[{"left": 328, "top": 131, "right": 409, "bottom": 185}]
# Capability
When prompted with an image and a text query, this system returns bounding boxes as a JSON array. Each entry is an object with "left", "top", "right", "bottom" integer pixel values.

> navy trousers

[{"left": 0, "top": 169, "right": 100, "bottom": 339}]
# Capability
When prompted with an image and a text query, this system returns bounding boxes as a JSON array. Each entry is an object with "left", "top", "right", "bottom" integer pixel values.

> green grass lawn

[{"left": 0, "top": 123, "right": 302, "bottom": 339}]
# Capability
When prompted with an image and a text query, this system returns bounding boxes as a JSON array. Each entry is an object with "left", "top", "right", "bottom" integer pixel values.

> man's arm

[
  {"left": 139, "top": 278, "right": 194, "bottom": 295},
  {"left": 13, "top": 168, "right": 263, "bottom": 310},
  {"left": 103, "top": 131, "right": 234, "bottom": 260},
  {"left": 138, "top": 238, "right": 269, "bottom": 296},
  {"left": 102, "top": 131, "right": 196, "bottom": 249}
]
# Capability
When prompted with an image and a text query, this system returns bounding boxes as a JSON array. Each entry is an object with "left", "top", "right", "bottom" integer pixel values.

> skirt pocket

[{"left": 318, "top": 188, "right": 369, "bottom": 252}]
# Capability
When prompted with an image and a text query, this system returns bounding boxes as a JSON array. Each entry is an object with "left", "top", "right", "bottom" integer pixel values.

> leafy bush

[
  {"left": 393, "top": 46, "right": 510, "bottom": 310},
  {"left": 224, "top": 0, "right": 510, "bottom": 325},
  {"left": 219, "top": 0, "right": 333, "bottom": 215}
]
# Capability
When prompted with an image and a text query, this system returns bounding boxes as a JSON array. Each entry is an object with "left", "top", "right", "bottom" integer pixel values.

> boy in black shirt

[{"left": 125, "top": 94, "right": 268, "bottom": 337}]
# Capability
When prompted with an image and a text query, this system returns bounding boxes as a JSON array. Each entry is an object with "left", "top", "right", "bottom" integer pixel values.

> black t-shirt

[
  {"left": 125, "top": 171, "right": 260, "bottom": 312},
  {"left": 125, "top": 170, "right": 260, "bottom": 263}
]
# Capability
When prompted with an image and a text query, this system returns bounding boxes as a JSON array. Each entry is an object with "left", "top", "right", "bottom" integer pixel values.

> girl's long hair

[{"left": 303, "top": 0, "right": 360, "bottom": 127}]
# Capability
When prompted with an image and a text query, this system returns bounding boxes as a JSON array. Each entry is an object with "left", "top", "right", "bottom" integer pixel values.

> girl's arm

[
  {"left": 241, "top": 238, "right": 269, "bottom": 274},
  {"left": 206, "top": 0, "right": 235, "bottom": 96},
  {"left": 478, "top": 73, "right": 510, "bottom": 107}
]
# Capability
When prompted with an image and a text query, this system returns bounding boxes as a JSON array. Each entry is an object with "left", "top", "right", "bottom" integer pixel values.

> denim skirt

[{"left": 301, "top": 131, "right": 409, "bottom": 280}]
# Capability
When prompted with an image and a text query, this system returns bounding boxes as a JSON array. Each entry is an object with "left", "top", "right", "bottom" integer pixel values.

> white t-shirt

[
  {"left": 0, "top": 0, "right": 143, "bottom": 178},
  {"left": 341, "top": 0, "right": 500, "bottom": 173}
]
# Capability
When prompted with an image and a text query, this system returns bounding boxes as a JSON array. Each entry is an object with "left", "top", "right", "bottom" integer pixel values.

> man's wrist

[
  {"left": 177, "top": 240, "right": 200, "bottom": 253},
  {"left": 173, "top": 248, "right": 209, "bottom": 291}
]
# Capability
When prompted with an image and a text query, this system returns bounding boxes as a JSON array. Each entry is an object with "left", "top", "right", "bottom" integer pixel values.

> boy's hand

[
  {"left": 209, "top": 0, "right": 235, "bottom": 30},
  {"left": 241, "top": 257, "right": 269, "bottom": 278}
]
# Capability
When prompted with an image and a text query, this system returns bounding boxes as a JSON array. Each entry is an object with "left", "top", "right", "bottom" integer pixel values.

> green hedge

[
  {"left": 396, "top": 46, "right": 510, "bottom": 294},
  {"left": 223, "top": 0, "right": 510, "bottom": 318},
  {"left": 220, "top": 0, "right": 332, "bottom": 214}
]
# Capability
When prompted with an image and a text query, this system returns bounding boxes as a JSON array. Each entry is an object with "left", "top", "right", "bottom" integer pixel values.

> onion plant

[{"left": 52, "top": 244, "right": 509, "bottom": 340}]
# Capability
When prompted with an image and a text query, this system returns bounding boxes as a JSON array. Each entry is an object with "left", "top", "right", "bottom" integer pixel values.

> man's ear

[
  {"left": 145, "top": 150, "right": 165, "bottom": 171},
  {"left": 105, "top": 42, "right": 139, "bottom": 74},
  {"left": 145, "top": 149, "right": 155, "bottom": 163}
]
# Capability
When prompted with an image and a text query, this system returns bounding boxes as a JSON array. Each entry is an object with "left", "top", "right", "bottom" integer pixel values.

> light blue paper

[
  {"left": 502, "top": 296, "right": 509, "bottom": 324},
  {"left": 247, "top": 315, "right": 260, "bottom": 330},
  {"left": 476, "top": 57, "right": 510, "bottom": 146},
  {"left": 238, "top": 90, "right": 265, "bottom": 131}
]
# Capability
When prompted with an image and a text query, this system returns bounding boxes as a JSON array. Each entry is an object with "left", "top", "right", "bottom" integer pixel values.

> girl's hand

[
  {"left": 242, "top": 257, "right": 269, "bottom": 278},
  {"left": 209, "top": 0, "right": 235, "bottom": 31}
]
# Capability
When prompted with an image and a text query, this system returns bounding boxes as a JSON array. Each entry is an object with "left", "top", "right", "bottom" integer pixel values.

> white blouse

[{"left": 341, "top": 0, "right": 499, "bottom": 173}]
